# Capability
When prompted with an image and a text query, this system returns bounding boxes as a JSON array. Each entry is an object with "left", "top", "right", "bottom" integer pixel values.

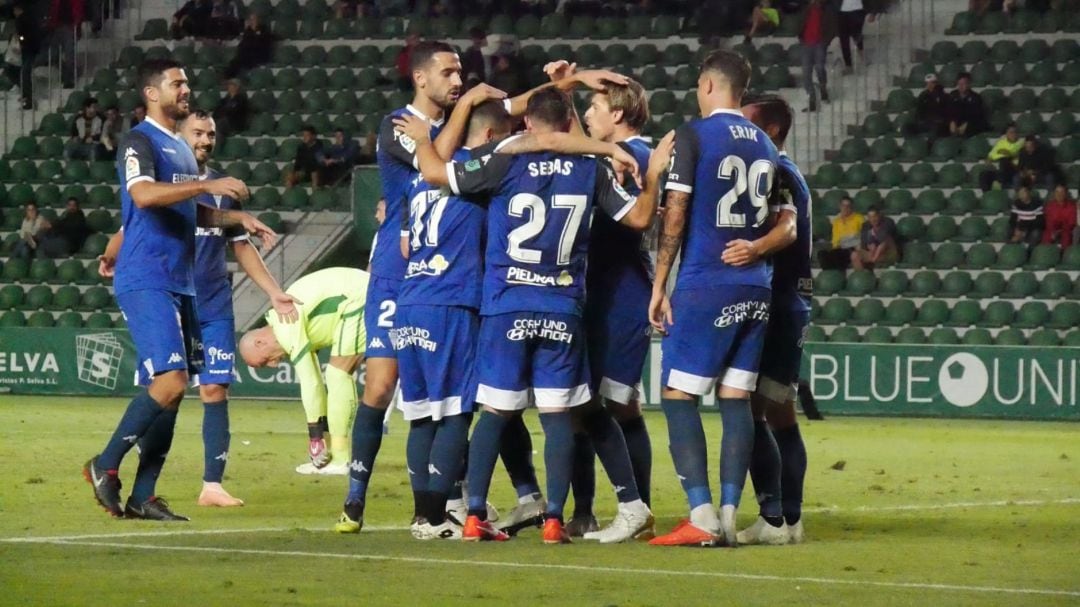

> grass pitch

[{"left": 0, "top": 396, "right": 1077, "bottom": 606}]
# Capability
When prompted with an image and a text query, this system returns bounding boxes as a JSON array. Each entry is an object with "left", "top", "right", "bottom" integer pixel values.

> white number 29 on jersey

[{"left": 715, "top": 155, "right": 774, "bottom": 228}]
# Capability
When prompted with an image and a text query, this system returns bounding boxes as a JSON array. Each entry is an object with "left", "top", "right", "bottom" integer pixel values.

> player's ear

[{"left": 611, "top": 108, "right": 624, "bottom": 126}]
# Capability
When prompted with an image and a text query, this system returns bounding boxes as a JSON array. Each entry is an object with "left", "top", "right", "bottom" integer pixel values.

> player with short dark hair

[
  {"left": 405, "top": 86, "right": 669, "bottom": 544},
  {"left": 736, "top": 93, "right": 810, "bottom": 546},
  {"left": 83, "top": 59, "right": 273, "bottom": 521},
  {"left": 648, "top": 49, "right": 781, "bottom": 547}
]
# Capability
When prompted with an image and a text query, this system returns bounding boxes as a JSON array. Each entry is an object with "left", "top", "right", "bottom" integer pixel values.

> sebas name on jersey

[{"left": 528, "top": 159, "right": 574, "bottom": 177}]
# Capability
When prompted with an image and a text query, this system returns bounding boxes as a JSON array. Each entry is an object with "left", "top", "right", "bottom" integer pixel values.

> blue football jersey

[
  {"left": 114, "top": 118, "right": 202, "bottom": 296},
  {"left": 587, "top": 136, "right": 654, "bottom": 318},
  {"left": 398, "top": 147, "right": 488, "bottom": 309},
  {"left": 448, "top": 135, "right": 638, "bottom": 317},
  {"left": 371, "top": 105, "right": 445, "bottom": 282},
  {"left": 771, "top": 153, "right": 813, "bottom": 312},
  {"left": 194, "top": 167, "right": 247, "bottom": 322},
  {"left": 666, "top": 109, "right": 779, "bottom": 291}
]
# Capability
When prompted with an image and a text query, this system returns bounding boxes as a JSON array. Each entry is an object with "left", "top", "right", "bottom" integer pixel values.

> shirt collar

[
  {"left": 144, "top": 116, "right": 182, "bottom": 141},
  {"left": 708, "top": 108, "right": 744, "bottom": 118},
  {"left": 406, "top": 104, "right": 445, "bottom": 127},
  {"left": 622, "top": 135, "right": 651, "bottom": 144}
]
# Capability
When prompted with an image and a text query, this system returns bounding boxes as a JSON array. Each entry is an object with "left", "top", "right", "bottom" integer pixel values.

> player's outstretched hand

[
  {"left": 721, "top": 239, "right": 760, "bottom": 266},
  {"left": 97, "top": 255, "right": 116, "bottom": 278},
  {"left": 238, "top": 212, "right": 278, "bottom": 251},
  {"left": 648, "top": 130, "right": 676, "bottom": 179},
  {"left": 648, "top": 290, "right": 673, "bottom": 334},
  {"left": 544, "top": 60, "right": 577, "bottom": 82},
  {"left": 270, "top": 291, "right": 303, "bottom": 324},
  {"left": 609, "top": 149, "right": 642, "bottom": 191},
  {"left": 461, "top": 83, "right": 507, "bottom": 107},
  {"left": 393, "top": 115, "right": 431, "bottom": 144},
  {"left": 206, "top": 177, "right": 250, "bottom": 201},
  {"left": 575, "top": 69, "right": 630, "bottom": 91}
]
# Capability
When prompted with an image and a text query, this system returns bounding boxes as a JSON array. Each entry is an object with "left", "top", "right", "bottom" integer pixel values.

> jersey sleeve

[
  {"left": 293, "top": 351, "right": 328, "bottom": 425},
  {"left": 446, "top": 143, "right": 514, "bottom": 197},
  {"left": 120, "top": 131, "right": 156, "bottom": 191},
  {"left": 225, "top": 197, "right": 249, "bottom": 242},
  {"left": 594, "top": 161, "right": 638, "bottom": 222},
  {"left": 771, "top": 169, "right": 798, "bottom": 214},
  {"left": 377, "top": 114, "right": 420, "bottom": 169},
  {"left": 665, "top": 124, "right": 699, "bottom": 195}
]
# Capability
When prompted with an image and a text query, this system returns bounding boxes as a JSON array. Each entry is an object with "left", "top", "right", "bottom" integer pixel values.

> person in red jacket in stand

[
  {"left": 48, "top": 0, "right": 85, "bottom": 89},
  {"left": 1042, "top": 184, "right": 1077, "bottom": 249}
]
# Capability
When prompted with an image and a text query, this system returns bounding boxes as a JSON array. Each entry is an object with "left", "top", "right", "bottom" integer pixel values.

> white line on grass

[
  {"left": 3, "top": 496, "right": 1077, "bottom": 544},
  {"left": 30, "top": 539, "right": 1080, "bottom": 598}
]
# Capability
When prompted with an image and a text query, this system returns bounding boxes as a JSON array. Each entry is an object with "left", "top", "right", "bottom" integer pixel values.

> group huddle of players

[{"left": 82, "top": 39, "right": 812, "bottom": 549}]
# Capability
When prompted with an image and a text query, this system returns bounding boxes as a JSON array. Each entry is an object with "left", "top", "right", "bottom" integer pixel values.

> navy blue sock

[
  {"left": 98, "top": 391, "right": 165, "bottom": 470},
  {"left": 618, "top": 415, "right": 652, "bottom": 507},
  {"left": 346, "top": 404, "right": 385, "bottom": 507},
  {"left": 407, "top": 418, "right": 436, "bottom": 517},
  {"left": 570, "top": 432, "right": 595, "bottom": 517},
  {"left": 582, "top": 407, "right": 641, "bottom": 504},
  {"left": 466, "top": 411, "right": 509, "bottom": 518},
  {"left": 202, "top": 400, "right": 230, "bottom": 483},
  {"left": 662, "top": 398, "right": 711, "bottom": 509},
  {"left": 748, "top": 420, "right": 783, "bottom": 519},
  {"left": 131, "top": 407, "right": 178, "bottom": 504},
  {"left": 539, "top": 411, "right": 573, "bottom": 521},
  {"left": 718, "top": 398, "right": 754, "bottom": 508},
  {"left": 774, "top": 424, "right": 807, "bottom": 525},
  {"left": 428, "top": 414, "right": 470, "bottom": 524},
  {"left": 500, "top": 413, "right": 540, "bottom": 498}
]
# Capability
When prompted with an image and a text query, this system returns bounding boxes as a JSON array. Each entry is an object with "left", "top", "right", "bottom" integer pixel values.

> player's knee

[
  {"left": 199, "top": 383, "right": 228, "bottom": 403},
  {"left": 606, "top": 399, "right": 642, "bottom": 422},
  {"left": 766, "top": 401, "right": 799, "bottom": 430},
  {"left": 716, "top": 385, "right": 751, "bottom": 400},
  {"left": 149, "top": 371, "right": 188, "bottom": 408},
  {"left": 361, "top": 358, "right": 397, "bottom": 407},
  {"left": 481, "top": 405, "right": 515, "bottom": 418},
  {"left": 749, "top": 395, "right": 770, "bottom": 421}
]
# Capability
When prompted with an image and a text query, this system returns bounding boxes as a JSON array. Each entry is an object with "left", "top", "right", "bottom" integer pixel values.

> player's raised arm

[
  {"left": 430, "top": 83, "right": 507, "bottom": 162},
  {"left": 395, "top": 116, "right": 512, "bottom": 193},
  {"left": 721, "top": 182, "right": 796, "bottom": 267},
  {"left": 197, "top": 205, "right": 278, "bottom": 251},
  {"left": 612, "top": 130, "right": 675, "bottom": 231},
  {"left": 232, "top": 238, "right": 302, "bottom": 323},
  {"left": 493, "top": 131, "right": 641, "bottom": 186}
]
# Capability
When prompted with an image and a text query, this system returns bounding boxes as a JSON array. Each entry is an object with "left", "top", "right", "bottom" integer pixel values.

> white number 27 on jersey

[
  {"left": 715, "top": 155, "right": 774, "bottom": 228},
  {"left": 506, "top": 193, "right": 587, "bottom": 265}
]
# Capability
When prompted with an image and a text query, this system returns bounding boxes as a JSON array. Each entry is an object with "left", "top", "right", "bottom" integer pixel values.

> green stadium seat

[
  {"left": 869, "top": 138, "right": 899, "bottom": 162},
  {"left": 304, "top": 90, "right": 331, "bottom": 113},
  {"left": 1026, "top": 329, "right": 1059, "bottom": 347},
  {"left": 837, "top": 139, "right": 870, "bottom": 163},
  {"left": 0, "top": 310, "right": 26, "bottom": 327},
  {"left": 937, "top": 163, "right": 968, "bottom": 188},
  {"left": 915, "top": 189, "right": 946, "bottom": 214},
  {"left": 1027, "top": 61, "right": 1057, "bottom": 87},
  {"left": 960, "top": 136, "right": 993, "bottom": 164},
  {"left": 973, "top": 271, "right": 1006, "bottom": 298},
  {"left": 1013, "top": 301, "right": 1049, "bottom": 329},
  {"left": 994, "top": 328, "right": 1026, "bottom": 346},
  {"left": 876, "top": 270, "right": 908, "bottom": 296},
  {"left": 977, "top": 190, "right": 1009, "bottom": 216},
  {"left": 35, "top": 184, "right": 61, "bottom": 208},
  {"left": 37, "top": 160, "right": 63, "bottom": 182},
  {"left": 57, "top": 258, "right": 85, "bottom": 283},
  {"left": 895, "top": 327, "right": 927, "bottom": 345},
  {"left": 947, "top": 300, "right": 982, "bottom": 327},
  {"left": 907, "top": 163, "right": 937, "bottom": 187},
  {"left": 84, "top": 312, "right": 112, "bottom": 329},
  {"left": 226, "top": 162, "right": 252, "bottom": 182},
  {"left": 221, "top": 138, "right": 251, "bottom": 161},
  {"left": 998, "top": 61, "right": 1028, "bottom": 87},
  {"left": 270, "top": 45, "right": 300, "bottom": 67},
  {"left": 845, "top": 270, "right": 876, "bottom": 296},
  {"left": 281, "top": 187, "right": 308, "bottom": 210},
  {"left": 86, "top": 209, "right": 114, "bottom": 233},
  {"left": 1004, "top": 272, "right": 1038, "bottom": 297},
  {"left": 30, "top": 310, "right": 56, "bottom": 329},
  {"left": 1047, "top": 112, "right": 1077, "bottom": 138},
  {"left": 250, "top": 162, "right": 281, "bottom": 187},
  {"left": 851, "top": 299, "right": 885, "bottom": 326},
  {"left": 80, "top": 233, "right": 108, "bottom": 258},
  {"left": 820, "top": 298, "right": 853, "bottom": 324},
  {"left": 81, "top": 286, "right": 111, "bottom": 310},
  {"left": 897, "top": 242, "right": 932, "bottom": 270},
  {"left": 9, "top": 182, "right": 34, "bottom": 205},
  {"left": 0, "top": 284, "right": 22, "bottom": 308},
  {"left": 929, "top": 41, "right": 958, "bottom": 63},
  {"left": 863, "top": 327, "right": 893, "bottom": 344},
  {"left": 135, "top": 18, "right": 168, "bottom": 40},
  {"left": 649, "top": 91, "right": 676, "bottom": 115},
  {"left": 1018, "top": 39, "right": 1049, "bottom": 63},
  {"left": 929, "top": 328, "right": 959, "bottom": 345},
  {"left": 1048, "top": 301, "right": 1080, "bottom": 329},
  {"left": 994, "top": 243, "right": 1027, "bottom": 269},
  {"left": 301, "top": 69, "right": 329, "bottom": 92},
  {"left": 1060, "top": 61, "right": 1080, "bottom": 86},
  {"left": 812, "top": 163, "right": 842, "bottom": 189},
  {"left": 861, "top": 113, "right": 892, "bottom": 137},
  {"left": 274, "top": 68, "right": 302, "bottom": 90},
  {"left": 929, "top": 137, "right": 960, "bottom": 161},
  {"left": 805, "top": 325, "right": 826, "bottom": 343},
  {"left": 898, "top": 138, "right": 927, "bottom": 163},
  {"left": 906, "top": 63, "right": 934, "bottom": 87},
  {"left": 926, "top": 216, "right": 957, "bottom": 241},
  {"left": 908, "top": 271, "right": 942, "bottom": 296},
  {"left": 761, "top": 66, "right": 792, "bottom": 90},
  {"left": 829, "top": 326, "right": 861, "bottom": 343},
  {"left": 24, "top": 284, "right": 51, "bottom": 309},
  {"left": 29, "top": 258, "right": 56, "bottom": 282},
  {"left": 277, "top": 138, "right": 301, "bottom": 162},
  {"left": 883, "top": 190, "right": 913, "bottom": 215},
  {"left": 89, "top": 162, "right": 114, "bottom": 184},
  {"left": 1038, "top": 272, "right": 1071, "bottom": 299},
  {"left": 895, "top": 217, "right": 926, "bottom": 244},
  {"left": 275, "top": 112, "right": 304, "bottom": 136},
  {"left": 882, "top": 299, "right": 916, "bottom": 326},
  {"left": 913, "top": 300, "right": 949, "bottom": 327},
  {"left": 948, "top": 11, "right": 975, "bottom": 35},
  {"left": 841, "top": 163, "right": 874, "bottom": 188},
  {"left": 821, "top": 189, "right": 848, "bottom": 212},
  {"left": 875, "top": 163, "right": 905, "bottom": 188},
  {"left": 52, "top": 284, "right": 80, "bottom": 309},
  {"left": 940, "top": 270, "right": 973, "bottom": 296},
  {"left": 1015, "top": 111, "right": 1045, "bottom": 137},
  {"left": 944, "top": 190, "right": 977, "bottom": 217},
  {"left": 1027, "top": 244, "right": 1060, "bottom": 270},
  {"left": 969, "top": 62, "right": 998, "bottom": 86},
  {"left": 1060, "top": 246, "right": 1080, "bottom": 270},
  {"left": 815, "top": 269, "right": 845, "bottom": 296},
  {"left": 960, "top": 328, "right": 993, "bottom": 345},
  {"left": 55, "top": 311, "right": 82, "bottom": 328}
]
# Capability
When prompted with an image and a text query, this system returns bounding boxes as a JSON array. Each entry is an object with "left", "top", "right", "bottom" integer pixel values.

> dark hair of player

[
  {"left": 138, "top": 58, "right": 184, "bottom": 92},
  {"left": 700, "top": 49, "right": 752, "bottom": 100},
  {"left": 409, "top": 40, "right": 457, "bottom": 73},
  {"left": 602, "top": 78, "right": 650, "bottom": 132},
  {"left": 742, "top": 93, "right": 793, "bottom": 146},
  {"left": 467, "top": 99, "right": 512, "bottom": 137},
  {"left": 525, "top": 87, "right": 573, "bottom": 129}
]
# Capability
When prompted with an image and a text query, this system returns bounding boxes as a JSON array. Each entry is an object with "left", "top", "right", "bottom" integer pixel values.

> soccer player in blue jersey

[
  {"left": 83, "top": 59, "right": 274, "bottom": 520},
  {"left": 647, "top": 49, "right": 781, "bottom": 547},
  {"left": 732, "top": 94, "right": 811, "bottom": 546},
  {"left": 99, "top": 110, "right": 299, "bottom": 507},
  {"left": 407, "top": 88, "right": 668, "bottom": 543}
]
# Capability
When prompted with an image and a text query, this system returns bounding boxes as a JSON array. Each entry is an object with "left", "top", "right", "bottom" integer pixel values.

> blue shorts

[
  {"left": 661, "top": 286, "right": 770, "bottom": 396},
  {"left": 756, "top": 308, "right": 810, "bottom": 404},
  {"left": 117, "top": 289, "right": 204, "bottom": 386},
  {"left": 193, "top": 317, "right": 236, "bottom": 387},
  {"left": 394, "top": 304, "right": 478, "bottom": 421},
  {"left": 586, "top": 309, "right": 651, "bottom": 405},
  {"left": 475, "top": 312, "right": 591, "bottom": 411},
  {"left": 364, "top": 275, "right": 401, "bottom": 359}
]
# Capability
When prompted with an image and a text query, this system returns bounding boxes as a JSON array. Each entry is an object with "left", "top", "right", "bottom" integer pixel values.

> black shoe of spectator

[{"left": 821, "top": 88, "right": 830, "bottom": 103}]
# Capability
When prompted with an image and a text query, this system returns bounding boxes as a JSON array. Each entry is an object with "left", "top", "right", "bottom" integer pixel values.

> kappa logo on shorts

[
  {"left": 714, "top": 301, "right": 770, "bottom": 328},
  {"left": 167, "top": 352, "right": 184, "bottom": 364},
  {"left": 369, "top": 337, "right": 386, "bottom": 350}
]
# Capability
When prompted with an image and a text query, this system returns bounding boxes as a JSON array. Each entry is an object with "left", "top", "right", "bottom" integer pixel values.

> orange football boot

[
  {"left": 648, "top": 519, "right": 719, "bottom": 547},
  {"left": 541, "top": 518, "right": 573, "bottom": 544},
  {"left": 462, "top": 515, "right": 510, "bottom": 542}
]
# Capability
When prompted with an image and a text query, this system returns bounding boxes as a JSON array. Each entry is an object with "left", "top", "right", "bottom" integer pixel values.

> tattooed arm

[{"left": 648, "top": 190, "right": 689, "bottom": 333}]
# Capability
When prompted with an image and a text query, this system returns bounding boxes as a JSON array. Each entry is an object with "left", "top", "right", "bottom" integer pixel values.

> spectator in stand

[
  {"left": 12, "top": 202, "right": 50, "bottom": 259},
  {"left": 837, "top": 0, "right": 869, "bottom": 74},
  {"left": 819, "top": 196, "right": 864, "bottom": 270},
  {"left": 65, "top": 97, "right": 103, "bottom": 161},
  {"left": 285, "top": 126, "right": 324, "bottom": 188},
  {"left": 1015, "top": 135, "right": 1061, "bottom": 190},
  {"left": 1042, "top": 185, "right": 1076, "bottom": 249},
  {"left": 209, "top": 0, "right": 241, "bottom": 39},
  {"left": 1, "top": 1, "right": 44, "bottom": 110},
  {"left": 171, "top": 0, "right": 213, "bottom": 39},
  {"left": 213, "top": 79, "right": 250, "bottom": 138},
  {"left": 39, "top": 198, "right": 90, "bottom": 258},
  {"left": 851, "top": 205, "right": 898, "bottom": 270},
  {"left": 334, "top": 0, "right": 361, "bottom": 19},
  {"left": 743, "top": 0, "right": 780, "bottom": 45},
  {"left": 906, "top": 73, "right": 950, "bottom": 137},
  {"left": 48, "top": 0, "right": 84, "bottom": 89},
  {"left": 396, "top": 33, "right": 420, "bottom": 89},
  {"left": 1009, "top": 185, "right": 1044, "bottom": 245},
  {"left": 462, "top": 27, "right": 488, "bottom": 89},
  {"left": 129, "top": 103, "right": 146, "bottom": 130},
  {"left": 947, "top": 72, "right": 988, "bottom": 137},
  {"left": 225, "top": 13, "right": 275, "bottom": 79},
  {"left": 318, "top": 129, "right": 360, "bottom": 186},
  {"left": 489, "top": 53, "right": 526, "bottom": 97},
  {"left": 797, "top": 0, "right": 838, "bottom": 113},
  {"left": 100, "top": 105, "right": 123, "bottom": 159},
  {"left": 978, "top": 123, "right": 1022, "bottom": 191}
]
